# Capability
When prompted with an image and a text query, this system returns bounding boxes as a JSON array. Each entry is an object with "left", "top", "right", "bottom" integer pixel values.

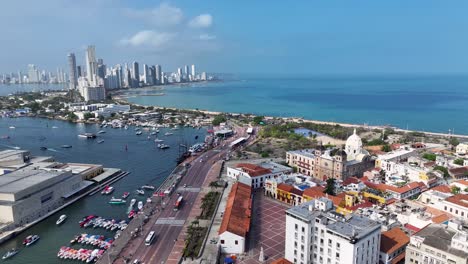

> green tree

[
  {"left": 83, "top": 112, "right": 94, "bottom": 120},
  {"left": 324, "top": 178, "right": 336, "bottom": 196},
  {"left": 434, "top": 166, "right": 450, "bottom": 179},
  {"left": 253, "top": 116, "right": 264, "bottom": 124},
  {"left": 454, "top": 158, "right": 465, "bottom": 166},
  {"left": 449, "top": 137, "right": 459, "bottom": 147},
  {"left": 381, "top": 144, "right": 391, "bottom": 152},
  {"left": 422, "top": 153, "right": 437, "bottom": 161},
  {"left": 451, "top": 186, "right": 461, "bottom": 195},
  {"left": 212, "top": 115, "right": 227, "bottom": 126},
  {"left": 67, "top": 112, "right": 78, "bottom": 121}
]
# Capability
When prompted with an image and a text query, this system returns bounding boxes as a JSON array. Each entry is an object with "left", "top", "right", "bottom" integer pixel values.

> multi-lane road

[{"left": 117, "top": 126, "right": 247, "bottom": 264}]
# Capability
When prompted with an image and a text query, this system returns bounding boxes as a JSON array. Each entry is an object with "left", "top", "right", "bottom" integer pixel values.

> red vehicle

[{"left": 174, "top": 196, "right": 183, "bottom": 211}]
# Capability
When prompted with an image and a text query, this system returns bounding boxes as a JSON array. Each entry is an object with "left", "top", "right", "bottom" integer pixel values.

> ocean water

[
  {"left": 0, "top": 83, "right": 66, "bottom": 95},
  {"left": 126, "top": 75, "right": 468, "bottom": 134},
  {"left": 0, "top": 117, "right": 206, "bottom": 264}
]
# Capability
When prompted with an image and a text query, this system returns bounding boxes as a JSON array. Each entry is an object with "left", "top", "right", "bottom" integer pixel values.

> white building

[
  {"left": 285, "top": 198, "right": 381, "bottom": 264},
  {"left": 437, "top": 194, "right": 468, "bottom": 220},
  {"left": 456, "top": 143, "right": 468, "bottom": 156},
  {"left": 81, "top": 86, "right": 106, "bottom": 102},
  {"left": 95, "top": 104, "right": 130, "bottom": 117},
  {"left": 226, "top": 162, "right": 292, "bottom": 189},
  {"left": 405, "top": 220, "right": 467, "bottom": 264}
]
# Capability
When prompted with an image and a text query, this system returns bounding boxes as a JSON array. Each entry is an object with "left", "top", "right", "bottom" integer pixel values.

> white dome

[{"left": 345, "top": 129, "right": 363, "bottom": 160}]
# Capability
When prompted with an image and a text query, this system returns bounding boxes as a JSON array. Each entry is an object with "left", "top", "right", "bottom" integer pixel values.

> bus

[
  {"left": 145, "top": 231, "right": 156, "bottom": 246},
  {"left": 174, "top": 196, "right": 183, "bottom": 211}
]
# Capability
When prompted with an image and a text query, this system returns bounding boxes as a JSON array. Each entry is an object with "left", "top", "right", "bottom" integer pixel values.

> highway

[{"left": 117, "top": 125, "right": 247, "bottom": 264}]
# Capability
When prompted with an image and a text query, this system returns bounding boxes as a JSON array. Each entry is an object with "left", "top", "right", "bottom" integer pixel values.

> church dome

[{"left": 346, "top": 129, "right": 362, "bottom": 150}]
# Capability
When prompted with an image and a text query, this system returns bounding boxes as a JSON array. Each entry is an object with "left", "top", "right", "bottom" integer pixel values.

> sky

[{"left": 1, "top": 0, "right": 468, "bottom": 75}]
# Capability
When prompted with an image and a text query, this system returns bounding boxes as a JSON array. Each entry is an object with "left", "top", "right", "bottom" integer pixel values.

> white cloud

[
  {"left": 189, "top": 14, "right": 213, "bottom": 28},
  {"left": 120, "top": 30, "right": 176, "bottom": 49},
  {"left": 124, "top": 3, "right": 183, "bottom": 28},
  {"left": 199, "top": 34, "right": 216, "bottom": 41}
]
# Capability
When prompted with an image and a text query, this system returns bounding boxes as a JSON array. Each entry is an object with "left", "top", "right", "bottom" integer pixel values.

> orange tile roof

[
  {"left": 219, "top": 182, "right": 252, "bottom": 237},
  {"left": 303, "top": 186, "right": 325, "bottom": 198},
  {"left": 364, "top": 181, "right": 424, "bottom": 194},
  {"left": 431, "top": 185, "right": 452, "bottom": 194},
  {"left": 271, "top": 258, "right": 293, "bottom": 264},
  {"left": 277, "top": 183, "right": 295, "bottom": 193},
  {"left": 454, "top": 179, "right": 468, "bottom": 186},
  {"left": 448, "top": 166, "right": 468, "bottom": 178},
  {"left": 391, "top": 252, "right": 406, "bottom": 264},
  {"left": 236, "top": 163, "right": 272, "bottom": 177},
  {"left": 380, "top": 227, "right": 409, "bottom": 254},
  {"left": 445, "top": 194, "right": 468, "bottom": 208},
  {"left": 432, "top": 214, "right": 451, "bottom": 224}
]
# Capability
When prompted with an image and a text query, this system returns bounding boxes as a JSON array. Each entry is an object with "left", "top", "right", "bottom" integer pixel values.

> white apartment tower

[
  {"left": 191, "top": 64, "right": 196, "bottom": 79},
  {"left": 85, "top": 45, "right": 97, "bottom": 85},
  {"left": 285, "top": 198, "right": 381, "bottom": 264}
]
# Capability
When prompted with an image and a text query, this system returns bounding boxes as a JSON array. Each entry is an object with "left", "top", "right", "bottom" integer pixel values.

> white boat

[
  {"left": 142, "top": 185, "right": 155, "bottom": 190},
  {"left": 164, "top": 132, "right": 173, "bottom": 136},
  {"left": 25, "top": 235, "right": 40, "bottom": 246},
  {"left": 158, "top": 144, "right": 170, "bottom": 149},
  {"left": 8, "top": 126, "right": 15, "bottom": 129},
  {"left": 136, "top": 189, "right": 145, "bottom": 195},
  {"left": 154, "top": 138, "right": 164, "bottom": 143},
  {"left": 97, "top": 140, "right": 105, "bottom": 144},
  {"left": 124, "top": 125, "right": 129, "bottom": 130},
  {"left": 146, "top": 198, "right": 152, "bottom": 203},
  {"left": 56, "top": 215, "right": 67, "bottom": 225},
  {"left": 150, "top": 132, "right": 157, "bottom": 135},
  {"left": 130, "top": 199, "right": 137, "bottom": 207},
  {"left": 137, "top": 201, "right": 143, "bottom": 210},
  {"left": 97, "top": 130, "right": 106, "bottom": 134},
  {"left": 136, "top": 131, "right": 142, "bottom": 135},
  {"left": 2, "top": 249, "right": 19, "bottom": 260}
]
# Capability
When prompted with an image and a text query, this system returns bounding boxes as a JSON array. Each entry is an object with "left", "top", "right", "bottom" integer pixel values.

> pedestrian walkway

[{"left": 166, "top": 160, "right": 225, "bottom": 264}]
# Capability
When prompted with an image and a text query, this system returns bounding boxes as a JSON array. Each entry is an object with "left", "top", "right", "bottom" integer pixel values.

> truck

[{"left": 174, "top": 196, "right": 183, "bottom": 211}]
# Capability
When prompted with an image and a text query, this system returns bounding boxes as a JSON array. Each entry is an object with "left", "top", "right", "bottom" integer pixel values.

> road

[{"left": 117, "top": 126, "right": 248, "bottom": 264}]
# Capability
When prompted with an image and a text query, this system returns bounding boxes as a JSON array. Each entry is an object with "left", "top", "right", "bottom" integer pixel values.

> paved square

[{"left": 238, "top": 190, "right": 291, "bottom": 264}]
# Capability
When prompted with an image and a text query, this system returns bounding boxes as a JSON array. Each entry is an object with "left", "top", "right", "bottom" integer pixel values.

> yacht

[
  {"left": 142, "top": 185, "right": 155, "bottom": 190},
  {"left": 78, "top": 133, "right": 97, "bottom": 139},
  {"left": 137, "top": 201, "right": 143, "bottom": 210},
  {"left": 136, "top": 189, "right": 145, "bottom": 195},
  {"left": 97, "top": 139, "right": 105, "bottom": 144},
  {"left": 97, "top": 130, "right": 106, "bottom": 134},
  {"left": 129, "top": 199, "right": 137, "bottom": 207},
  {"left": 154, "top": 138, "right": 164, "bottom": 143},
  {"left": 56, "top": 215, "right": 67, "bottom": 225},
  {"left": 109, "top": 198, "right": 126, "bottom": 205},
  {"left": 164, "top": 132, "right": 173, "bottom": 136},
  {"left": 61, "top": 145, "right": 72, "bottom": 148},
  {"left": 24, "top": 235, "right": 40, "bottom": 246},
  {"left": 2, "top": 249, "right": 19, "bottom": 260},
  {"left": 136, "top": 131, "right": 142, "bottom": 135},
  {"left": 158, "top": 144, "right": 170, "bottom": 149}
]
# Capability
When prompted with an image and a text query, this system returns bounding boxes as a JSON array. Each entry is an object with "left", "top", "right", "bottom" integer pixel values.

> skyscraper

[
  {"left": 149, "top": 66, "right": 156, "bottom": 85},
  {"left": 143, "top": 64, "right": 149, "bottom": 85},
  {"left": 27, "top": 64, "right": 40, "bottom": 83},
  {"left": 155, "top": 65, "right": 162, "bottom": 84},
  {"left": 85, "top": 45, "right": 97, "bottom": 85},
  {"left": 191, "top": 64, "right": 196, "bottom": 79},
  {"left": 67, "top": 53, "right": 77, "bottom": 89},
  {"left": 132, "top": 61, "right": 139, "bottom": 87},
  {"left": 77, "top": 66, "right": 82, "bottom": 78},
  {"left": 184, "top": 65, "right": 189, "bottom": 79}
]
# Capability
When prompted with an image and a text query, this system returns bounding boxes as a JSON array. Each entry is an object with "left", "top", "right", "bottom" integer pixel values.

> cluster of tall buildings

[
  {"left": 0, "top": 65, "right": 68, "bottom": 85},
  {"left": 67, "top": 45, "right": 210, "bottom": 101}
]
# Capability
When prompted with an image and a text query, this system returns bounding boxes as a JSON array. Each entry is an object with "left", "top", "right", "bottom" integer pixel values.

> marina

[{"left": 0, "top": 117, "right": 206, "bottom": 264}]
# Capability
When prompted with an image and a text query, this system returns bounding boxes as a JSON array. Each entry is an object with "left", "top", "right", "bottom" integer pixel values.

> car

[
  {"left": 183, "top": 184, "right": 187, "bottom": 188},
  {"left": 200, "top": 159, "right": 203, "bottom": 163},
  {"left": 133, "top": 259, "right": 140, "bottom": 264}
]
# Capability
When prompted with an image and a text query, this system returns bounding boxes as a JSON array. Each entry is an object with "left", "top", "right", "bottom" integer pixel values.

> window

[
  {"left": 220, "top": 240, "right": 225, "bottom": 244},
  {"left": 40, "top": 192, "right": 53, "bottom": 204},
  {"left": 235, "top": 240, "right": 238, "bottom": 245},
  {"left": 302, "top": 227, "right": 305, "bottom": 233},
  {"left": 295, "top": 224, "right": 298, "bottom": 231},
  {"left": 336, "top": 252, "right": 340, "bottom": 259},
  {"left": 336, "top": 242, "right": 340, "bottom": 249}
]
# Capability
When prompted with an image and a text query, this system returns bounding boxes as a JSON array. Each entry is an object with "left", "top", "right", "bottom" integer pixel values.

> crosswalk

[
  {"left": 177, "top": 187, "right": 201, "bottom": 192},
  {"left": 155, "top": 217, "right": 186, "bottom": 226}
]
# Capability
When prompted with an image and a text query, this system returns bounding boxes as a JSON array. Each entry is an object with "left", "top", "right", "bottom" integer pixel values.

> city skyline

[{"left": 1, "top": 1, "right": 468, "bottom": 75}]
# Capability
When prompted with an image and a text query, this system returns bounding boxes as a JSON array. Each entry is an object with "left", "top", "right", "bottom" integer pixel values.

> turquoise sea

[{"left": 125, "top": 75, "right": 468, "bottom": 135}]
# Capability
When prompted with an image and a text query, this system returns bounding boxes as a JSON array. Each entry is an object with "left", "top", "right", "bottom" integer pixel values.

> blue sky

[{"left": 1, "top": 0, "right": 468, "bottom": 75}]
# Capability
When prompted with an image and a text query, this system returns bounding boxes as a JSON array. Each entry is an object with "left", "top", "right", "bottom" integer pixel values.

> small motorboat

[
  {"left": 2, "top": 248, "right": 19, "bottom": 260},
  {"left": 25, "top": 235, "right": 40, "bottom": 246},
  {"left": 146, "top": 197, "right": 152, "bottom": 203},
  {"left": 97, "top": 130, "right": 106, "bottom": 134},
  {"left": 109, "top": 198, "right": 126, "bottom": 205},
  {"left": 124, "top": 125, "right": 128, "bottom": 130},
  {"left": 97, "top": 140, "right": 105, "bottom": 144},
  {"left": 129, "top": 199, "right": 136, "bottom": 207},
  {"left": 56, "top": 214, "right": 67, "bottom": 225},
  {"left": 61, "top": 145, "right": 72, "bottom": 148},
  {"left": 128, "top": 210, "right": 136, "bottom": 219},
  {"left": 158, "top": 144, "right": 170, "bottom": 149},
  {"left": 164, "top": 132, "right": 173, "bottom": 136},
  {"left": 122, "top": 192, "right": 130, "bottom": 199},
  {"left": 137, "top": 201, "right": 143, "bottom": 210},
  {"left": 136, "top": 189, "right": 145, "bottom": 195},
  {"left": 150, "top": 132, "right": 157, "bottom": 135},
  {"left": 154, "top": 138, "right": 164, "bottom": 143},
  {"left": 8, "top": 126, "right": 15, "bottom": 129},
  {"left": 78, "top": 133, "right": 97, "bottom": 139},
  {"left": 40, "top": 146, "right": 47, "bottom": 151},
  {"left": 142, "top": 185, "right": 155, "bottom": 190},
  {"left": 101, "top": 186, "right": 114, "bottom": 195},
  {"left": 136, "top": 131, "right": 142, "bottom": 135}
]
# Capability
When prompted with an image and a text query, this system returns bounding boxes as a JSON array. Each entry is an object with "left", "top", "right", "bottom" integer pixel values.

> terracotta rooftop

[
  {"left": 277, "top": 183, "right": 295, "bottom": 193},
  {"left": 445, "top": 194, "right": 468, "bottom": 208},
  {"left": 219, "top": 182, "right": 252, "bottom": 237},
  {"left": 235, "top": 163, "right": 272, "bottom": 177},
  {"left": 271, "top": 258, "right": 293, "bottom": 264},
  {"left": 303, "top": 186, "right": 325, "bottom": 199},
  {"left": 380, "top": 227, "right": 409, "bottom": 254},
  {"left": 431, "top": 185, "right": 452, "bottom": 194},
  {"left": 432, "top": 214, "right": 451, "bottom": 224},
  {"left": 364, "top": 181, "right": 424, "bottom": 194},
  {"left": 448, "top": 166, "right": 468, "bottom": 178},
  {"left": 343, "top": 177, "right": 360, "bottom": 186},
  {"left": 453, "top": 179, "right": 468, "bottom": 187}
]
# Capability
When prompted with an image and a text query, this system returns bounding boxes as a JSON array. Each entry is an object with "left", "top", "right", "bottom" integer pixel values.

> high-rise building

[
  {"left": 132, "top": 61, "right": 139, "bottom": 87},
  {"left": 67, "top": 53, "right": 77, "bottom": 89},
  {"left": 191, "top": 64, "right": 196, "bottom": 79},
  {"left": 160, "top": 72, "right": 165, "bottom": 84},
  {"left": 405, "top": 220, "right": 467, "bottom": 264},
  {"left": 142, "top": 64, "right": 149, "bottom": 85},
  {"left": 184, "top": 65, "right": 189, "bottom": 78},
  {"left": 155, "top": 65, "right": 162, "bottom": 84},
  {"left": 177, "top": 67, "right": 182, "bottom": 79},
  {"left": 149, "top": 66, "right": 156, "bottom": 85},
  {"left": 85, "top": 45, "right": 97, "bottom": 85},
  {"left": 77, "top": 66, "right": 82, "bottom": 78},
  {"left": 201, "top": 72, "right": 207, "bottom": 81},
  {"left": 285, "top": 198, "right": 381, "bottom": 264},
  {"left": 17, "top": 71, "right": 22, "bottom": 84},
  {"left": 27, "top": 64, "right": 40, "bottom": 83}
]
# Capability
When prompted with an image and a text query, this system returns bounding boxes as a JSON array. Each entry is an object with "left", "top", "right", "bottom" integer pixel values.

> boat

[
  {"left": 61, "top": 145, "right": 72, "bottom": 148},
  {"left": 136, "top": 131, "right": 142, "bottom": 135},
  {"left": 158, "top": 144, "right": 170, "bottom": 149},
  {"left": 146, "top": 198, "right": 152, "bottom": 203},
  {"left": 129, "top": 199, "right": 136, "bottom": 207},
  {"left": 142, "top": 185, "right": 155, "bottom": 190},
  {"left": 78, "top": 133, "right": 97, "bottom": 139},
  {"left": 40, "top": 146, "right": 47, "bottom": 150},
  {"left": 97, "top": 139, "right": 105, "bottom": 144},
  {"left": 136, "top": 189, "right": 145, "bottom": 195},
  {"left": 25, "top": 235, "right": 40, "bottom": 246},
  {"left": 8, "top": 126, "right": 15, "bottom": 129},
  {"left": 52, "top": 126, "right": 58, "bottom": 129},
  {"left": 164, "top": 132, "right": 173, "bottom": 136},
  {"left": 150, "top": 132, "right": 157, "bottom": 135},
  {"left": 97, "top": 130, "right": 106, "bottom": 134},
  {"left": 101, "top": 186, "right": 114, "bottom": 195},
  {"left": 2, "top": 249, "right": 19, "bottom": 260},
  {"left": 109, "top": 198, "right": 126, "bottom": 205},
  {"left": 122, "top": 192, "right": 130, "bottom": 199},
  {"left": 56, "top": 214, "right": 67, "bottom": 225},
  {"left": 154, "top": 138, "right": 164, "bottom": 143},
  {"left": 128, "top": 210, "right": 136, "bottom": 219},
  {"left": 124, "top": 125, "right": 128, "bottom": 130},
  {"left": 137, "top": 201, "right": 143, "bottom": 210}
]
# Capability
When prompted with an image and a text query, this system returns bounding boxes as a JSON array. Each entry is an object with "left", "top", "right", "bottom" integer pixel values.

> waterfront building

[
  {"left": 405, "top": 220, "right": 467, "bottom": 264},
  {"left": 286, "top": 130, "right": 374, "bottom": 181},
  {"left": 284, "top": 198, "right": 381, "bottom": 264},
  {"left": 227, "top": 162, "right": 293, "bottom": 188},
  {"left": 184, "top": 65, "right": 189, "bottom": 79},
  {"left": 27, "top": 64, "right": 40, "bottom": 83},
  {"left": 132, "top": 61, "right": 139, "bottom": 87},
  {"left": 218, "top": 182, "right": 252, "bottom": 254},
  {"left": 85, "top": 45, "right": 97, "bottom": 85},
  {"left": 77, "top": 65, "right": 82, "bottom": 77},
  {"left": 191, "top": 64, "right": 196, "bottom": 79},
  {"left": 379, "top": 227, "right": 409, "bottom": 264},
  {"left": 81, "top": 86, "right": 106, "bottom": 102},
  {"left": 201, "top": 72, "right": 207, "bottom": 81},
  {"left": 456, "top": 142, "right": 468, "bottom": 155},
  {"left": 142, "top": 64, "right": 149, "bottom": 85},
  {"left": 155, "top": 64, "right": 162, "bottom": 84}
]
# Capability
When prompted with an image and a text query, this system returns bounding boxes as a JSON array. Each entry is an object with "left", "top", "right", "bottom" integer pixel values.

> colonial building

[{"left": 286, "top": 129, "right": 374, "bottom": 181}]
